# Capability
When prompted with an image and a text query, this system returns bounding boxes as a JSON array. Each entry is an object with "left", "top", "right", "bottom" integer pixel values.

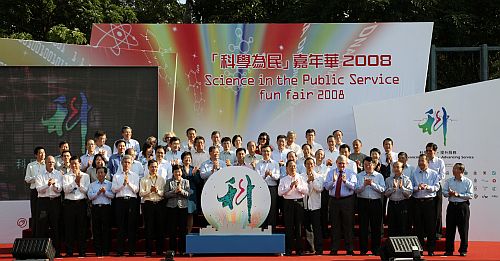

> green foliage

[
  {"left": 0, "top": 0, "right": 498, "bottom": 88},
  {"left": 46, "top": 24, "right": 87, "bottom": 45}
]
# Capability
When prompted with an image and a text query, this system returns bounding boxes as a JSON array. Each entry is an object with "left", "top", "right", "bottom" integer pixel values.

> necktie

[
  {"left": 335, "top": 171, "right": 343, "bottom": 199},
  {"left": 386, "top": 153, "right": 391, "bottom": 165}
]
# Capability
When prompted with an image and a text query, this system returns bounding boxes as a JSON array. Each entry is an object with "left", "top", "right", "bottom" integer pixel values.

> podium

[{"left": 188, "top": 166, "right": 285, "bottom": 255}]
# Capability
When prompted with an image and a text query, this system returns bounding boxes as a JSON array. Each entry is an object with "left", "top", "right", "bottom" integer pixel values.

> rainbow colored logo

[
  {"left": 418, "top": 107, "right": 449, "bottom": 146},
  {"left": 217, "top": 175, "right": 255, "bottom": 224},
  {"left": 41, "top": 92, "right": 92, "bottom": 153}
]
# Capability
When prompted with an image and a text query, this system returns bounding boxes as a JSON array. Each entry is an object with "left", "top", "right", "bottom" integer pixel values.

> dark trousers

[
  {"left": 143, "top": 201, "right": 165, "bottom": 254},
  {"left": 329, "top": 195, "right": 355, "bottom": 251},
  {"left": 30, "top": 189, "right": 38, "bottom": 232},
  {"left": 91, "top": 204, "right": 111, "bottom": 256},
  {"left": 36, "top": 197, "right": 61, "bottom": 254},
  {"left": 304, "top": 209, "right": 323, "bottom": 252},
  {"left": 283, "top": 198, "right": 304, "bottom": 254},
  {"left": 320, "top": 190, "right": 330, "bottom": 238},
  {"left": 115, "top": 197, "right": 139, "bottom": 254},
  {"left": 64, "top": 199, "right": 87, "bottom": 255},
  {"left": 414, "top": 197, "right": 436, "bottom": 252},
  {"left": 435, "top": 184, "right": 443, "bottom": 235},
  {"left": 387, "top": 199, "right": 410, "bottom": 236},
  {"left": 445, "top": 201, "right": 470, "bottom": 253},
  {"left": 358, "top": 198, "right": 383, "bottom": 254},
  {"left": 167, "top": 207, "right": 188, "bottom": 253},
  {"left": 263, "top": 186, "right": 278, "bottom": 228}
]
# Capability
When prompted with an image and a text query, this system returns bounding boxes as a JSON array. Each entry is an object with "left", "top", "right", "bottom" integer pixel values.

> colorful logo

[
  {"left": 202, "top": 166, "right": 270, "bottom": 231},
  {"left": 418, "top": 107, "right": 449, "bottom": 146},
  {"left": 217, "top": 175, "right": 255, "bottom": 224},
  {"left": 41, "top": 92, "right": 92, "bottom": 154}
]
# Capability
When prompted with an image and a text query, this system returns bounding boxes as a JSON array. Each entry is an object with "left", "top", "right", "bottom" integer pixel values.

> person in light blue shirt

[
  {"left": 411, "top": 154, "right": 440, "bottom": 256},
  {"left": 219, "top": 137, "right": 236, "bottom": 165},
  {"left": 199, "top": 146, "right": 226, "bottom": 180},
  {"left": 87, "top": 167, "right": 114, "bottom": 256},
  {"left": 355, "top": 157, "right": 385, "bottom": 255},
  {"left": 443, "top": 163, "right": 473, "bottom": 257},
  {"left": 323, "top": 155, "right": 357, "bottom": 255}
]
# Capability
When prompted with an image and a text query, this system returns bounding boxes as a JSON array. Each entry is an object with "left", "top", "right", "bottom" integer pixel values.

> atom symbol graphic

[{"left": 94, "top": 24, "right": 139, "bottom": 56}]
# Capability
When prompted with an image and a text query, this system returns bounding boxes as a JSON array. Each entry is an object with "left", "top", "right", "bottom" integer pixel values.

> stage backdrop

[
  {"left": 353, "top": 79, "right": 500, "bottom": 241},
  {"left": 90, "top": 23, "right": 433, "bottom": 145}
]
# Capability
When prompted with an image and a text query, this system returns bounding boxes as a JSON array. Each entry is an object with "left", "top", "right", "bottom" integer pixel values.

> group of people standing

[{"left": 24, "top": 126, "right": 473, "bottom": 257}]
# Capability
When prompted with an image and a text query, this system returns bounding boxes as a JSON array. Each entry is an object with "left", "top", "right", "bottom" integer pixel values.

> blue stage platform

[{"left": 186, "top": 233, "right": 285, "bottom": 254}]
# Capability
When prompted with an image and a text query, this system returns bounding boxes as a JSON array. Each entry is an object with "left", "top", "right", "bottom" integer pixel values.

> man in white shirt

[
  {"left": 191, "top": 136, "right": 209, "bottom": 168},
  {"left": 426, "top": 142, "right": 446, "bottom": 239},
  {"left": 63, "top": 156, "right": 90, "bottom": 257},
  {"left": 113, "top": 125, "right": 140, "bottom": 154},
  {"left": 324, "top": 135, "right": 339, "bottom": 167},
  {"left": 285, "top": 131, "right": 302, "bottom": 158},
  {"left": 244, "top": 141, "right": 263, "bottom": 168},
  {"left": 256, "top": 145, "right": 280, "bottom": 228},
  {"left": 165, "top": 137, "right": 182, "bottom": 165},
  {"left": 94, "top": 130, "right": 112, "bottom": 161},
  {"left": 35, "top": 156, "right": 62, "bottom": 257},
  {"left": 272, "top": 135, "right": 291, "bottom": 167},
  {"left": 210, "top": 130, "right": 223, "bottom": 151},
  {"left": 278, "top": 160, "right": 309, "bottom": 256},
  {"left": 112, "top": 155, "right": 140, "bottom": 256},
  {"left": 54, "top": 141, "right": 69, "bottom": 170},
  {"left": 339, "top": 144, "right": 358, "bottom": 174},
  {"left": 24, "top": 146, "right": 45, "bottom": 233},
  {"left": 305, "top": 129, "right": 323, "bottom": 154},
  {"left": 120, "top": 148, "right": 145, "bottom": 178},
  {"left": 332, "top": 130, "right": 344, "bottom": 151},
  {"left": 380, "top": 138, "right": 398, "bottom": 167},
  {"left": 302, "top": 157, "right": 323, "bottom": 255},
  {"left": 80, "top": 138, "right": 97, "bottom": 172},
  {"left": 181, "top": 128, "right": 197, "bottom": 152}
]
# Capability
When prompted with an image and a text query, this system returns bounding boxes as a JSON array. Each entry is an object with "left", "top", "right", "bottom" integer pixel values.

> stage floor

[{"left": 2, "top": 241, "right": 499, "bottom": 260}]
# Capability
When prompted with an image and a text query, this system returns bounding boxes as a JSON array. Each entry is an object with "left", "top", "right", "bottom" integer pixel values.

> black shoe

[
  {"left": 360, "top": 251, "right": 368, "bottom": 255},
  {"left": 346, "top": 250, "right": 354, "bottom": 255},
  {"left": 116, "top": 252, "right": 124, "bottom": 257},
  {"left": 329, "top": 250, "right": 338, "bottom": 255},
  {"left": 65, "top": 252, "right": 73, "bottom": 257},
  {"left": 460, "top": 252, "right": 467, "bottom": 256},
  {"left": 156, "top": 251, "right": 164, "bottom": 256},
  {"left": 428, "top": 251, "right": 434, "bottom": 256},
  {"left": 102, "top": 251, "right": 109, "bottom": 256},
  {"left": 129, "top": 252, "right": 136, "bottom": 257},
  {"left": 284, "top": 251, "right": 291, "bottom": 256},
  {"left": 314, "top": 250, "right": 323, "bottom": 255},
  {"left": 296, "top": 251, "right": 303, "bottom": 256},
  {"left": 444, "top": 252, "right": 453, "bottom": 256},
  {"left": 78, "top": 253, "right": 86, "bottom": 257},
  {"left": 145, "top": 252, "right": 152, "bottom": 257}
]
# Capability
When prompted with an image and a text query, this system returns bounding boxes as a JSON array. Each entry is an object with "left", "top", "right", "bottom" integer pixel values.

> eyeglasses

[{"left": 259, "top": 137, "right": 267, "bottom": 140}]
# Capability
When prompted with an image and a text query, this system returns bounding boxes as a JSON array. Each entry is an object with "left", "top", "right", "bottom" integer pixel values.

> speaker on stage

[
  {"left": 12, "top": 238, "right": 55, "bottom": 261},
  {"left": 380, "top": 236, "right": 423, "bottom": 261}
]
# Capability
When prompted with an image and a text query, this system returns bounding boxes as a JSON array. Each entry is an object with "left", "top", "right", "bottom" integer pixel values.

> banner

[
  {"left": 353, "top": 79, "right": 500, "bottom": 241},
  {"left": 91, "top": 23, "right": 433, "bottom": 144}
]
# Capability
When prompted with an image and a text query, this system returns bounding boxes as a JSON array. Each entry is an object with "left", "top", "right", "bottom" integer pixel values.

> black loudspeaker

[
  {"left": 380, "top": 236, "right": 424, "bottom": 261},
  {"left": 12, "top": 238, "right": 55, "bottom": 261}
]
